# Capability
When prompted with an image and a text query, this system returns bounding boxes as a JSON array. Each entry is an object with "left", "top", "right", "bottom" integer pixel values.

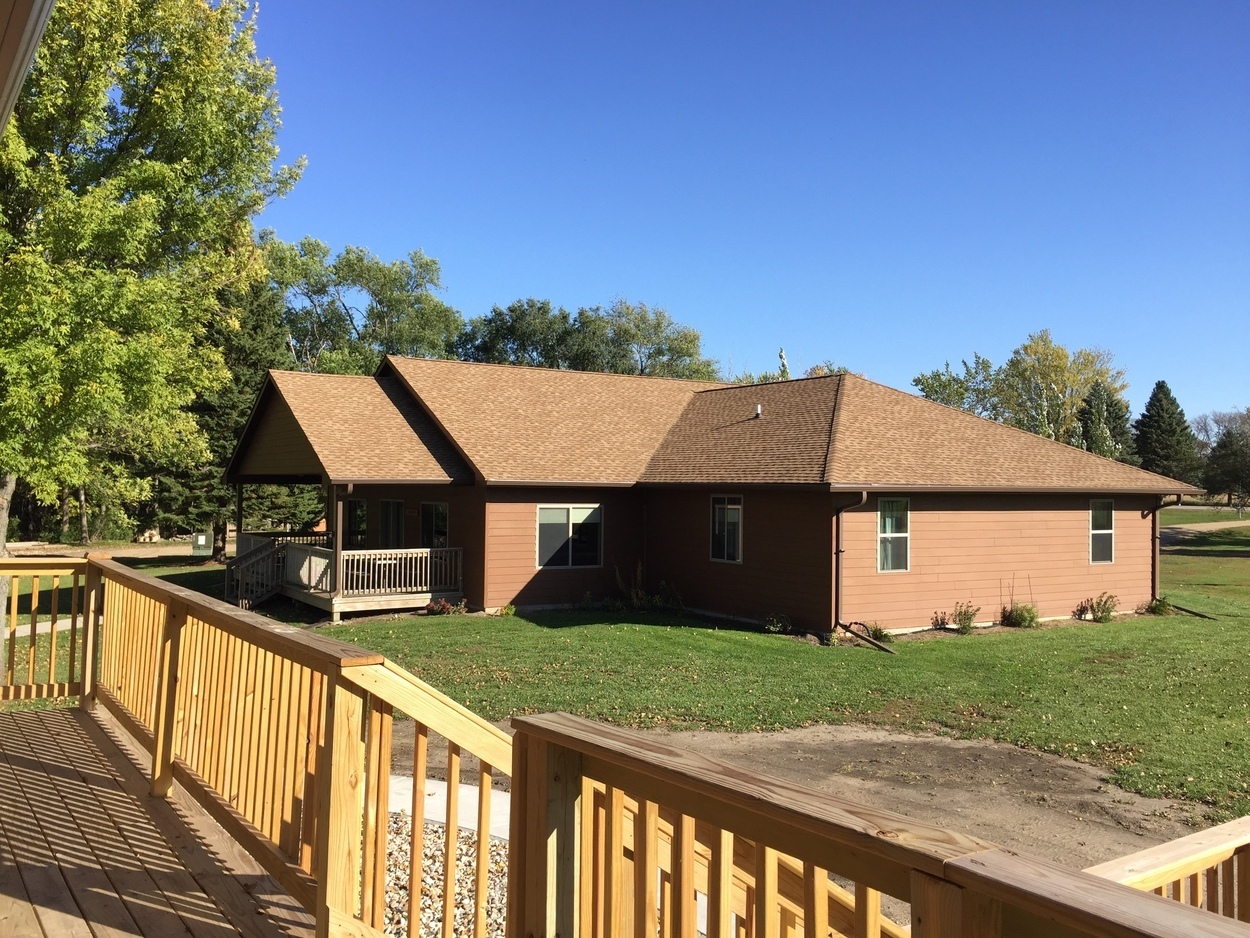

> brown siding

[
  {"left": 236, "top": 393, "right": 323, "bottom": 479},
  {"left": 839, "top": 493, "right": 1155, "bottom": 630},
  {"left": 484, "top": 488, "right": 645, "bottom": 609},
  {"left": 349, "top": 484, "right": 487, "bottom": 609},
  {"left": 643, "top": 488, "right": 835, "bottom": 632}
]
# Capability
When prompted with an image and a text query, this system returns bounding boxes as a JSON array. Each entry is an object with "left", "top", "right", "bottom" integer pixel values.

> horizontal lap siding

[
  {"left": 350, "top": 484, "right": 487, "bottom": 608},
  {"left": 484, "top": 488, "right": 645, "bottom": 609},
  {"left": 236, "top": 393, "right": 323, "bottom": 477},
  {"left": 643, "top": 489, "right": 834, "bottom": 631},
  {"left": 840, "top": 493, "right": 1154, "bottom": 629}
]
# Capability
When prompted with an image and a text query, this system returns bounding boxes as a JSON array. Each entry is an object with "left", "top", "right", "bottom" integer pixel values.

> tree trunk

[
  {"left": 0, "top": 474, "right": 16, "bottom": 607},
  {"left": 211, "top": 519, "right": 228, "bottom": 563},
  {"left": 78, "top": 487, "right": 89, "bottom": 544},
  {"left": 60, "top": 487, "right": 70, "bottom": 541}
]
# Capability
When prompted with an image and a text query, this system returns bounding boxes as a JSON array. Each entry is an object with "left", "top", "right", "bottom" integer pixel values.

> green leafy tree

[
  {"left": 0, "top": 0, "right": 301, "bottom": 555},
  {"left": 456, "top": 298, "right": 579, "bottom": 368},
  {"left": 268, "top": 235, "right": 461, "bottom": 374},
  {"left": 604, "top": 299, "right": 717, "bottom": 379},
  {"left": 1076, "top": 380, "right": 1138, "bottom": 463},
  {"left": 1201, "top": 411, "right": 1250, "bottom": 514},
  {"left": 996, "top": 331, "right": 1124, "bottom": 444},
  {"left": 912, "top": 354, "right": 1000, "bottom": 419},
  {"left": 142, "top": 280, "right": 321, "bottom": 559},
  {"left": 1133, "top": 381, "right": 1201, "bottom": 483}
]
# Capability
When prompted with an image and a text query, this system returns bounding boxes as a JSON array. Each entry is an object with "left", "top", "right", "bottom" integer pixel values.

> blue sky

[{"left": 253, "top": 1, "right": 1248, "bottom": 418}]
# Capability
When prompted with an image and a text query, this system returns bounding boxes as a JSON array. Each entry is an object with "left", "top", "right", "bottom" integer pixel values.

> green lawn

[
  {"left": 135, "top": 529, "right": 1250, "bottom": 820},
  {"left": 1160, "top": 507, "right": 1248, "bottom": 526}
]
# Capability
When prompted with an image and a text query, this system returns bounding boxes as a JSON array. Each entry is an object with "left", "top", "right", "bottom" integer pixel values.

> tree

[
  {"left": 995, "top": 331, "right": 1124, "bottom": 444},
  {"left": 142, "top": 279, "right": 321, "bottom": 560},
  {"left": 456, "top": 298, "right": 579, "bottom": 368},
  {"left": 268, "top": 235, "right": 461, "bottom": 374},
  {"left": 912, "top": 354, "right": 1000, "bottom": 419},
  {"left": 1133, "top": 381, "right": 1201, "bottom": 483},
  {"left": 1076, "top": 380, "right": 1137, "bottom": 463},
  {"left": 0, "top": 0, "right": 301, "bottom": 555},
  {"left": 603, "top": 299, "right": 717, "bottom": 379},
  {"left": 1202, "top": 411, "right": 1250, "bottom": 515}
]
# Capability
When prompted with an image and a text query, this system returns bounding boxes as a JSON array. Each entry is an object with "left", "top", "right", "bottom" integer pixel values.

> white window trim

[
  {"left": 535, "top": 504, "right": 604, "bottom": 570},
  {"left": 1090, "top": 498, "right": 1114, "bottom": 564},
  {"left": 877, "top": 497, "right": 910, "bottom": 573},
  {"left": 710, "top": 494, "right": 744, "bottom": 564}
]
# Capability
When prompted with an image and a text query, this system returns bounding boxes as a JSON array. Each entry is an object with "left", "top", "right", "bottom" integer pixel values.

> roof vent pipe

[{"left": 755, "top": 404, "right": 762, "bottom": 419}]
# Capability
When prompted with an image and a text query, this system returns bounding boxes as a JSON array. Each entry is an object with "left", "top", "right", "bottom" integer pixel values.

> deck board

[{"left": 0, "top": 707, "right": 312, "bottom": 938}]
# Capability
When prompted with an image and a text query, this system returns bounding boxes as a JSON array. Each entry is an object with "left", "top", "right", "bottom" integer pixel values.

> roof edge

[
  {"left": 827, "top": 483, "right": 1205, "bottom": 495},
  {"left": 380, "top": 356, "right": 486, "bottom": 484},
  {"left": 224, "top": 372, "right": 332, "bottom": 485}
]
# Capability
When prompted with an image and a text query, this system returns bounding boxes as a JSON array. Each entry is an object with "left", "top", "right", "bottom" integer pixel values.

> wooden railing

[
  {"left": 341, "top": 547, "right": 463, "bottom": 598},
  {"left": 224, "top": 538, "right": 284, "bottom": 608},
  {"left": 239, "top": 530, "right": 333, "bottom": 554},
  {"left": 0, "top": 558, "right": 92, "bottom": 702},
  {"left": 6, "top": 555, "right": 1250, "bottom": 938},
  {"left": 79, "top": 555, "right": 501, "bottom": 938},
  {"left": 510, "top": 713, "right": 1250, "bottom": 938},
  {"left": 1087, "top": 817, "right": 1250, "bottom": 921},
  {"left": 286, "top": 542, "right": 334, "bottom": 592}
]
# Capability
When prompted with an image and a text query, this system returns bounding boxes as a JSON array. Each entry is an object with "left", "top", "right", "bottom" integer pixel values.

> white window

[
  {"left": 710, "top": 495, "right": 743, "bottom": 563},
  {"left": 1090, "top": 499, "right": 1114, "bottom": 564},
  {"left": 537, "top": 505, "right": 602, "bottom": 568},
  {"left": 379, "top": 500, "right": 405, "bottom": 549},
  {"left": 878, "top": 498, "right": 909, "bottom": 572}
]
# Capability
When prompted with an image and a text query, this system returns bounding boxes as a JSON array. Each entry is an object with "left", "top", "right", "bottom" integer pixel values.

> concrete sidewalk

[{"left": 388, "top": 775, "right": 512, "bottom": 840}]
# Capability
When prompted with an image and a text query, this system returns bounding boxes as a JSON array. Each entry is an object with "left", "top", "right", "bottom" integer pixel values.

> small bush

[
  {"left": 1000, "top": 602, "right": 1039, "bottom": 628},
  {"left": 763, "top": 613, "right": 794, "bottom": 635},
  {"left": 602, "top": 596, "right": 626, "bottom": 613},
  {"left": 426, "top": 598, "right": 468, "bottom": 616},
  {"left": 931, "top": 610, "right": 950, "bottom": 629},
  {"left": 1136, "top": 596, "right": 1176, "bottom": 616},
  {"left": 866, "top": 622, "right": 895, "bottom": 644},
  {"left": 497, "top": 602, "right": 517, "bottom": 617},
  {"left": 580, "top": 591, "right": 595, "bottom": 610},
  {"left": 1073, "top": 592, "right": 1118, "bottom": 623},
  {"left": 952, "top": 601, "right": 980, "bottom": 634}
]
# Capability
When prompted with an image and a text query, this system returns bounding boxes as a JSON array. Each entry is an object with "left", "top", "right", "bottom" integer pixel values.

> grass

[
  {"left": 1160, "top": 507, "right": 1248, "bottom": 526},
  {"left": 0, "top": 629, "right": 85, "bottom": 712},
  {"left": 132, "top": 528, "right": 1250, "bottom": 820}
]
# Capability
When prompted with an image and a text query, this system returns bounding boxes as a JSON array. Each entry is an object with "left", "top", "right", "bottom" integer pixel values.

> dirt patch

[{"left": 392, "top": 717, "right": 1199, "bottom": 871}]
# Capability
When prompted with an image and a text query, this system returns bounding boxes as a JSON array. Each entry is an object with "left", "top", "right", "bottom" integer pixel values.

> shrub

[
  {"left": 931, "top": 610, "right": 950, "bottom": 630},
  {"left": 1074, "top": 592, "right": 1118, "bottom": 623},
  {"left": 426, "top": 598, "right": 468, "bottom": 616},
  {"left": 1000, "top": 602, "right": 1039, "bottom": 628},
  {"left": 866, "top": 622, "right": 895, "bottom": 644},
  {"left": 580, "top": 591, "right": 595, "bottom": 610},
  {"left": 497, "top": 602, "right": 517, "bottom": 617},
  {"left": 1136, "top": 596, "right": 1176, "bottom": 616},
  {"left": 763, "top": 613, "right": 794, "bottom": 635},
  {"left": 952, "top": 601, "right": 980, "bottom": 635}
]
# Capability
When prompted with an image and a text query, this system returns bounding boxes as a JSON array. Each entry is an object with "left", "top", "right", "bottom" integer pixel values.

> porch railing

[
  {"left": 5, "top": 555, "right": 1249, "bottom": 938},
  {"left": 237, "top": 530, "right": 332, "bottom": 557},
  {"left": 341, "top": 547, "right": 463, "bottom": 598},
  {"left": 285, "top": 542, "right": 334, "bottom": 593}
]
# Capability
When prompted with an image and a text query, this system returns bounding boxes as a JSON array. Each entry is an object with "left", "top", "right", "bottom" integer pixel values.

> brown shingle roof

[
  {"left": 266, "top": 371, "right": 472, "bottom": 483},
  {"left": 384, "top": 356, "right": 724, "bottom": 484},
  {"left": 642, "top": 372, "right": 1200, "bottom": 493}
]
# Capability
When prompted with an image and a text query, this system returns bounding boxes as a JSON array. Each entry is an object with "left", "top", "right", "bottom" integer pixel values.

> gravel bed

[{"left": 384, "top": 813, "right": 508, "bottom": 938}]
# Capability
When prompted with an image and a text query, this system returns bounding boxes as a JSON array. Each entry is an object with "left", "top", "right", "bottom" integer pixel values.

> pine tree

[
  {"left": 1077, "top": 380, "right": 1138, "bottom": 464},
  {"left": 1202, "top": 412, "right": 1250, "bottom": 514},
  {"left": 1132, "top": 381, "right": 1201, "bottom": 482}
]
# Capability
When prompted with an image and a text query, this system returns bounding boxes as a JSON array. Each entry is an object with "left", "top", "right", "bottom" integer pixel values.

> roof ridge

[
  {"left": 693, "top": 371, "right": 845, "bottom": 395},
  {"left": 387, "top": 354, "right": 728, "bottom": 388}
]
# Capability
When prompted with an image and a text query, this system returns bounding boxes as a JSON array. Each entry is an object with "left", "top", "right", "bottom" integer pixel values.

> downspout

[
  {"left": 1145, "top": 494, "right": 1182, "bottom": 601},
  {"left": 833, "top": 491, "right": 869, "bottom": 628}
]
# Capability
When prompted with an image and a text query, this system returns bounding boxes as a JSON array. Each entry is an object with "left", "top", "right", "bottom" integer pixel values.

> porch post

[
  {"left": 332, "top": 485, "right": 344, "bottom": 622},
  {"left": 234, "top": 483, "right": 244, "bottom": 554}
]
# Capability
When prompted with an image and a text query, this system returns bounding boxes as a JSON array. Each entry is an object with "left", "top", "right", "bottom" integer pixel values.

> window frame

[
  {"left": 877, "top": 497, "right": 910, "bottom": 573},
  {"left": 535, "top": 503, "right": 604, "bottom": 570},
  {"left": 1090, "top": 498, "right": 1114, "bottom": 564},
  {"left": 379, "top": 499, "right": 405, "bottom": 549},
  {"left": 710, "top": 494, "right": 744, "bottom": 564}
]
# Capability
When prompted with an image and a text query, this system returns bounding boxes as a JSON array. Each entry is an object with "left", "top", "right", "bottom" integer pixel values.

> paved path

[{"left": 1160, "top": 517, "right": 1250, "bottom": 547}]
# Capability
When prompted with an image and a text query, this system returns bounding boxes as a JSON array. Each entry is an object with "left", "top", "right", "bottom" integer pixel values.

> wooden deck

[{"left": 0, "top": 707, "right": 313, "bottom": 938}]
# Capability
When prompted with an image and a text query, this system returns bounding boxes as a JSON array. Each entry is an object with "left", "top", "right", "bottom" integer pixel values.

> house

[{"left": 225, "top": 356, "right": 1200, "bottom": 628}]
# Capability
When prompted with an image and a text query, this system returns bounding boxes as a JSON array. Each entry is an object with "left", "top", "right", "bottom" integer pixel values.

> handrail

[
  {"left": 0, "top": 557, "right": 89, "bottom": 702},
  {"left": 510, "top": 712, "right": 1250, "bottom": 938}
]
